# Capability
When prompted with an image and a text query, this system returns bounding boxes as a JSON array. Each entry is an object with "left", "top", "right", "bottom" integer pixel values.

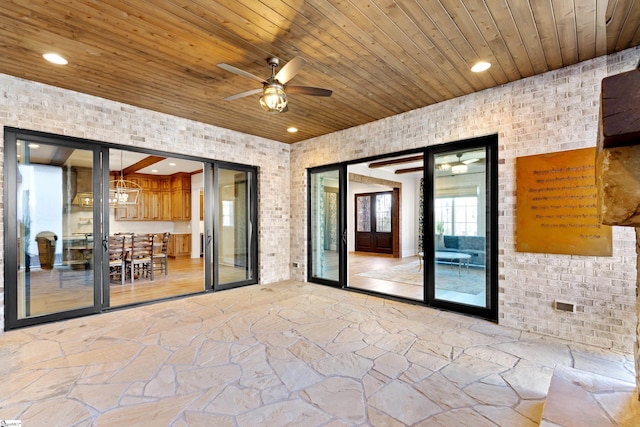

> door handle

[
  {"left": 102, "top": 236, "right": 109, "bottom": 251},
  {"left": 342, "top": 230, "right": 347, "bottom": 244}
]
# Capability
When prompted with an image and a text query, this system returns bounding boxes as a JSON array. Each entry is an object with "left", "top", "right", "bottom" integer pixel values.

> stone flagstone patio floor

[{"left": 0, "top": 280, "right": 638, "bottom": 426}]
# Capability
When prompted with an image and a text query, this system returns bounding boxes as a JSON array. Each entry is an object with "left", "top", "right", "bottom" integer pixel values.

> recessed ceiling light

[
  {"left": 169, "top": 163, "right": 176, "bottom": 166},
  {"left": 151, "top": 169, "right": 158, "bottom": 173},
  {"left": 471, "top": 61, "right": 491, "bottom": 73},
  {"left": 287, "top": 127, "right": 298, "bottom": 133},
  {"left": 43, "top": 53, "right": 68, "bottom": 65},
  {"left": 28, "top": 143, "right": 40, "bottom": 149}
]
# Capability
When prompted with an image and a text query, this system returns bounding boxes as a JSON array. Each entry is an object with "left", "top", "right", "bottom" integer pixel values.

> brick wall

[
  {"left": 0, "top": 76, "right": 291, "bottom": 330},
  {"left": 290, "top": 46, "right": 640, "bottom": 353},
  {"left": 2, "top": 46, "right": 638, "bottom": 352}
]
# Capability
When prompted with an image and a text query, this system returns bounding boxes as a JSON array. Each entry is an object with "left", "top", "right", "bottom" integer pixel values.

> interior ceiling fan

[{"left": 217, "top": 57, "right": 332, "bottom": 113}]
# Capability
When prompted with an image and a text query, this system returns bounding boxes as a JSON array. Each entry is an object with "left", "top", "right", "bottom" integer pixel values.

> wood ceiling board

[
  {"left": 1, "top": 0, "right": 638, "bottom": 143},
  {"left": 505, "top": 1, "right": 551, "bottom": 75},
  {"left": 613, "top": 0, "right": 640, "bottom": 51}
]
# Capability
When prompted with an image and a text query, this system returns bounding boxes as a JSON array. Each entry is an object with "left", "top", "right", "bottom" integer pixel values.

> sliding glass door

[
  {"left": 4, "top": 131, "right": 101, "bottom": 328},
  {"left": 308, "top": 166, "right": 344, "bottom": 286},
  {"left": 4, "top": 128, "right": 260, "bottom": 330},
  {"left": 426, "top": 137, "right": 497, "bottom": 320},
  {"left": 308, "top": 135, "right": 497, "bottom": 321},
  {"left": 212, "top": 163, "right": 258, "bottom": 291}
]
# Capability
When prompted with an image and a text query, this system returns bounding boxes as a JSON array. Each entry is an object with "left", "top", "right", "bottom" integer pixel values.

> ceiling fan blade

[
  {"left": 223, "top": 88, "right": 262, "bottom": 101},
  {"left": 217, "top": 63, "right": 266, "bottom": 84},
  {"left": 286, "top": 85, "right": 332, "bottom": 97},
  {"left": 275, "top": 56, "right": 307, "bottom": 84}
]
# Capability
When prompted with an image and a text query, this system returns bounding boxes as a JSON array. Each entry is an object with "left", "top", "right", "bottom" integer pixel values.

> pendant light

[{"left": 108, "top": 152, "right": 141, "bottom": 206}]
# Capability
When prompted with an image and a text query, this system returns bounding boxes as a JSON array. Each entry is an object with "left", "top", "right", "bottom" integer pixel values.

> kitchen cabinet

[
  {"left": 160, "top": 191, "right": 172, "bottom": 221},
  {"left": 171, "top": 173, "right": 191, "bottom": 221},
  {"left": 168, "top": 233, "right": 191, "bottom": 257},
  {"left": 143, "top": 191, "right": 159, "bottom": 220},
  {"left": 114, "top": 173, "right": 188, "bottom": 221}
]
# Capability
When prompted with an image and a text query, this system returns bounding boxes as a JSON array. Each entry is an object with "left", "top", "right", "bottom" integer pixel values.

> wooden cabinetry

[
  {"left": 168, "top": 233, "right": 191, "bottom": 257},
  {"left": 200, "top": 191, "right": 204, "bottom": 220},
  {"left": 171, "top": 173, "right": 191, "bottom": 221},
  {"left": 160, "top": 191, "right": 172, "bottom": 221},
  {"left": 114, "top": 173, "right": 189, "bottom": 221}
]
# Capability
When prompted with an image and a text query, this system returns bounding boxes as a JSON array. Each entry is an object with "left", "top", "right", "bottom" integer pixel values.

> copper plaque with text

[{"left": 516, "top": 147, "right": 612, "bottom": 256}]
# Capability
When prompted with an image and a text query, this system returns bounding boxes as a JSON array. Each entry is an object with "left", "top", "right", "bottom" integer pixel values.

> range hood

[{"left": 66, "top": 166, "right": 94, "bottom": 208}]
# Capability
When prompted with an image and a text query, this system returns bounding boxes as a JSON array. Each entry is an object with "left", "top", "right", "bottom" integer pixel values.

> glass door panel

[
  {"left": 15, "top": 140, "right": 96, "bottom": 319},
  {"left": 432, "top": 148, "right": 488, "bottom": 308},
  {"left": 309, "top": 168, "right": 341, "bottom": 284},
  {"left": 215, "top": 165, "right": 257, "bottom": 289},
  {"left": 107, "top": 149, "right": 205, "bottom": 306}
]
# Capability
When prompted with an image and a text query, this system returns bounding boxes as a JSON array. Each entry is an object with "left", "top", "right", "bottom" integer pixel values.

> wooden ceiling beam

[
  {"left": 395, "top": 167, "right": 424, "bottom": 175},
  {"left": 369, "top": 155, "right": 424, "bottom": 168},
  {"left": 123, "top": 156, "right": 166, "bottom": 175}
]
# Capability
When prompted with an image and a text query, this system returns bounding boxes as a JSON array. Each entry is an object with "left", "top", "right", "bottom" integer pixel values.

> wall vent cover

[{"left": 555, "top": 300, "right": 576, "bottom": 313}]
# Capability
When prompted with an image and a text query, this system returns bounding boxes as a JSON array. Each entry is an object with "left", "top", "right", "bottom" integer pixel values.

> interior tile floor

[{"left": 1, "top": 280, "right": 638, "bottom": 426}]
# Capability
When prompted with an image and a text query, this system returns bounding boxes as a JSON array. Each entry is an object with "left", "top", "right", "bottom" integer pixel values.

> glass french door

[
  {"left": 308, "top": 166, "right": 344, "bottom": 286},
  {"left": 4, "top": 130, "right": 101, "bottom": 328},
  {"left": 426, "top": 137, "right": 497, "bottom": 320},
  {"left": 212, "top": 163, "right": 258, "bottom": 290}
]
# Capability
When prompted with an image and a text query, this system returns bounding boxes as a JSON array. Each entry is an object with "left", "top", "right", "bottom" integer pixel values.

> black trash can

[{"left": 36, "top": 231, "right": 57, "bottom": 270}]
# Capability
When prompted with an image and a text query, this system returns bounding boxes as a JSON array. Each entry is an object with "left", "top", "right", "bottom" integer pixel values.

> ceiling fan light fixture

[
  {"left": 260, "top": 83, "right": 287, "bottom": 113},
  {"left": 450, "top": 153, "right": 469, "bottom": 174},
  {"left": 451, "top": 163, "right": 467, "bottom": 174}
]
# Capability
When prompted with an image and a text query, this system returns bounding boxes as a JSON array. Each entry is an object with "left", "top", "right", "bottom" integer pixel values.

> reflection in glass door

[
  {"left": 9, "top": 137, "right": 98, "bottom": 325},
  {"left": 309, "top": 167, "right": 342, "bottom": 284},
  {"left": 429, "top": 141, "right": 496, "bottom": 320},
  {"left": 214, "top": 165, "right": 257, "bottom": 289}
]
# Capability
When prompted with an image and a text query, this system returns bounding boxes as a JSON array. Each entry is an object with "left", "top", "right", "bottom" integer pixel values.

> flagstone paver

[{"left": 0, "top": 280, "right": 637, "bottom": 426}]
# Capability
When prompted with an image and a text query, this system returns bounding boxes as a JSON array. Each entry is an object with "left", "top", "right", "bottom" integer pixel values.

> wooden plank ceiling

[{"left": 0, "top": 0, "right": 638, "bottom": 143}]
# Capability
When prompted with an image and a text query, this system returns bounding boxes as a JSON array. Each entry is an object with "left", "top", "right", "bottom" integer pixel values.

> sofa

[{"left": 436, "top": 235, "right": 486, "bottom": 267}]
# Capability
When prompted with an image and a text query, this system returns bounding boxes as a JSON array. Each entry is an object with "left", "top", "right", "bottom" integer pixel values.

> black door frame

[
  {"left": 424, "top": 135, "right": 498, "bottom": 321},
  {"left": 212, "top": 161, "right": 259, "bottom": 291},
  {"left": 3, "top": 127, "right": 259, "bottom": 330},
  {"left": 307, "top": 135, "right": 498, "bottom": 322},
  {"left": 307, "top": 164, "right": 347, "bottom": 287},
  {"left": 3, "top": 128, "right": 103, "bottom": 329}
]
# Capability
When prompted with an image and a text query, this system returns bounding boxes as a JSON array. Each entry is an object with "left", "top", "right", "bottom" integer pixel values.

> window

[
  {"left": 435, "top": 196, "right": 478, "bottom": 236},
  {"left": 222, "top": 200, "right": 234, "bottom": 227},
  {"left": 375, "top": 193, "right": 392, "bottom": 232}
]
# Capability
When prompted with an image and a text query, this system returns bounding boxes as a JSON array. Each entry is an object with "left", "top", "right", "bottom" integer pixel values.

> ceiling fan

[
  {"left": 438, "top": 153, "right": 481, "bottom": 174},
  {"left": 217, "top": 57, "right": 332, "bottom": 113}
]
